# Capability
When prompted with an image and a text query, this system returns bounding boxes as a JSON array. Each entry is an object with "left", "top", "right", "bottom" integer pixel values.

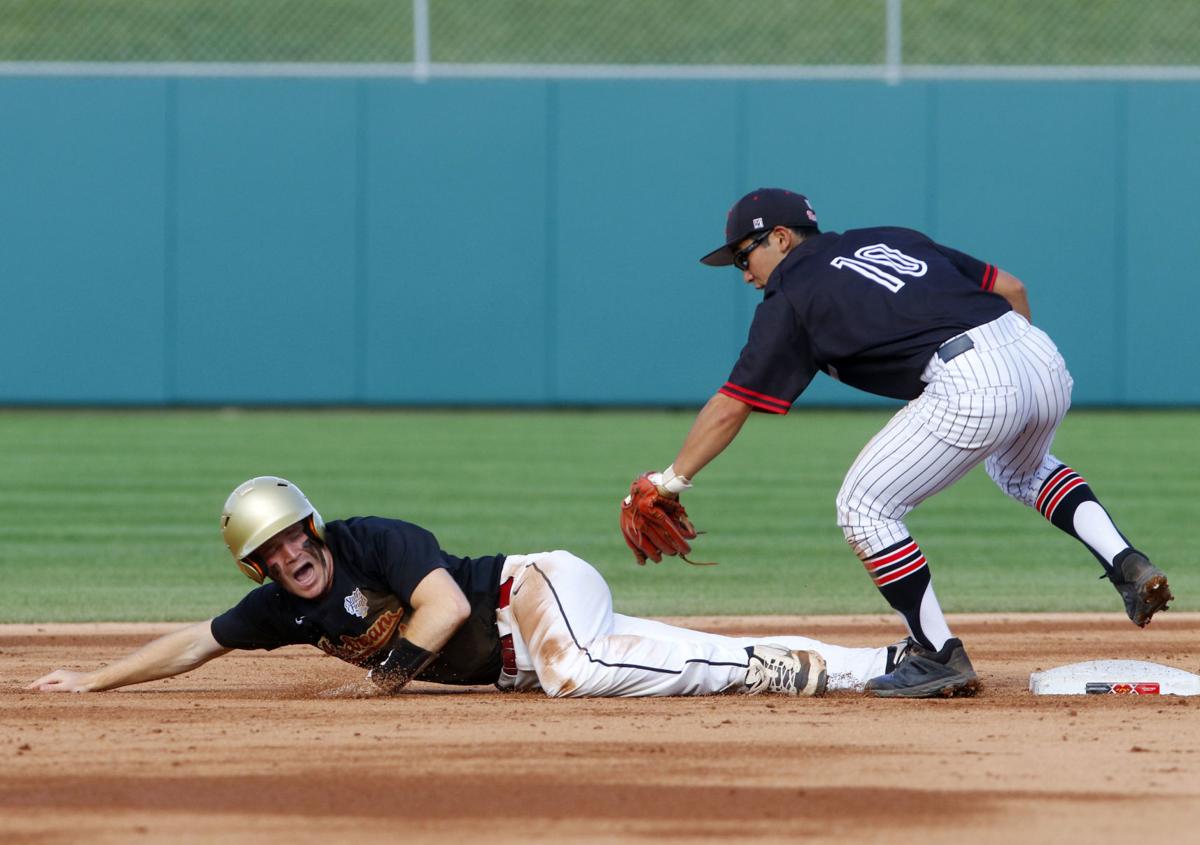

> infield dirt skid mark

[
  {"left": 0, "top": 772, "right": 994, "bottom": 825},
  {"left": 0, "top": 773, "right": 1148, "bottom": 843}
]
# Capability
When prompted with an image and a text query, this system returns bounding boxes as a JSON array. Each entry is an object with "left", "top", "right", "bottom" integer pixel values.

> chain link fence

[{"left": 1, "top": 0, "right": 1198, "bottom": 68}]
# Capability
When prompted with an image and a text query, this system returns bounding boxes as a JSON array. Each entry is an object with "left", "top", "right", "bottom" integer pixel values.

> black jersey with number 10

[{"left": 721, "top": 226, "right": 1011, "bottom": 408}]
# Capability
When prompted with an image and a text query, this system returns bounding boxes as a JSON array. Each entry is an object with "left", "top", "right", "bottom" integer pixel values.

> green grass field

[
  {"left": 1, "top": 0, "right": 1197, "bottom": 65},
  {"left": 1, "top": 408, "right": 1193, "bottom": 623}
]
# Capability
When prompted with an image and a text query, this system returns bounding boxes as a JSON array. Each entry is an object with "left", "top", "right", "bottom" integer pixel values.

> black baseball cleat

[
  {"left": 883, "top": 637, "right": 919, "bottom": 674},
  {"left": 865, "top": 637, "right": 979, "bottom": 699},
  {"left": 1108, "top": 550, "right": 1173, "bottom": 627}
]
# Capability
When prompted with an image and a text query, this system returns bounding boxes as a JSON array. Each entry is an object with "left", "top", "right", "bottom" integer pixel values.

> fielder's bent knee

[
  {"left": 839, "top": 521, "right": 884, "bottom": 560},
  {"left": 985, "top": 452, "right": 1060, "bottom": 509},
  {"left": 838, "top": 509, "right": 910, "bottom": 561}
]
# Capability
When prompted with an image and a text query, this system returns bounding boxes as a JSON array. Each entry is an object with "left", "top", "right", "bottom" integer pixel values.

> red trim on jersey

[
  {"left": 1035, "top": 466, "right": 1076, "bottom": 512},
  {"left": 724, "top": 381, "right": 790, "bottom": 407},
  {"left": 875, "top": 556, "right": 928, "bottom": 587},
  {"left": 981, "top": 264, "right": 998, "bottom": 291},
  {"left": 719, "top": 382, "right": 790, "bottom": 414},
  {"left": 1044, "top": 477, "right": 1087, "bottom": 521}
]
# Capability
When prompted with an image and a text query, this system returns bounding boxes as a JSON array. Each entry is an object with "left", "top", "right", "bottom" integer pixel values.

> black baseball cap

[{"left": 699, "top": 188, "right": 819, "bottom": 267}]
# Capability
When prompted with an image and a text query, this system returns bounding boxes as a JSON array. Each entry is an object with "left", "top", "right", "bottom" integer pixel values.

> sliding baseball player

[{"left": 29, "top": 476, "right": 905, "bottom": 699}]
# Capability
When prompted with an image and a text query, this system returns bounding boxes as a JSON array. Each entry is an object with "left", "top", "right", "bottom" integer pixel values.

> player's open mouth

[{"left": 293, "top": 561, "right": 316, "bottom": 586}]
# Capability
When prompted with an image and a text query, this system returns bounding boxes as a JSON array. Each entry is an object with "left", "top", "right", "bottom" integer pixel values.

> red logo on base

[{"left": 1085, "top": 682, "right": 1161, "bottom": 695}]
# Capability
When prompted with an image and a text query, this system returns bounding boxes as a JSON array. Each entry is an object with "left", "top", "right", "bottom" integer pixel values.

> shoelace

[{"left": 769, "top": 657, "right": 797, "bottom": 691}]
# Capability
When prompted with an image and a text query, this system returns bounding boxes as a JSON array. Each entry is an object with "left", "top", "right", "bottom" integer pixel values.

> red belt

[{"left": 498, "top": 576, "right": 517, "bottom": 677}]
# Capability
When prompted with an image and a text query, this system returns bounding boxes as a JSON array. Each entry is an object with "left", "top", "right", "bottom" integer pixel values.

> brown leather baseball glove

[{"left": 620, "top": 472, "right": 709, "bottom": 565}]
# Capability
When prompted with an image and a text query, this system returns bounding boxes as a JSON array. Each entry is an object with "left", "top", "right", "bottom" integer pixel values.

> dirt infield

[{"left": 3, "top": 614, "right": 1198, "bottom": 844}]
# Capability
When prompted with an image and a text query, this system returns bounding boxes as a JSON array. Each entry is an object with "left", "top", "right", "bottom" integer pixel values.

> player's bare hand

[{"left": 26, "top": 669, "right": 96, "bottom": 693}]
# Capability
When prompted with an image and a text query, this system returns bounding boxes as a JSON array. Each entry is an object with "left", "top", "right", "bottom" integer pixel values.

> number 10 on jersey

[{"left": 831, "top": 244, "right": 928, "bottom": 293}]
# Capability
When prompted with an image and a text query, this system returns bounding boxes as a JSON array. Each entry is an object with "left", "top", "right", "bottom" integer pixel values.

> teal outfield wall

[{"left": 2, "top": 77, "right": 1197, "bottom": 406}]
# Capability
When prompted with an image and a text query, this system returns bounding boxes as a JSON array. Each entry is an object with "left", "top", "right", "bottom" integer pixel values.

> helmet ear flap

[
  {"left": 302, "top": 514, "right": 325, "bottom": 544},
  {"left": 236, "top": 558, "right": 266, "bottom": 584}
]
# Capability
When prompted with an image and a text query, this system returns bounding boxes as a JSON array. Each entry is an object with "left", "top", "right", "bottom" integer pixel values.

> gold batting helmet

[{"left": 220, "top": 476, "right": 325, "bottom": 583}]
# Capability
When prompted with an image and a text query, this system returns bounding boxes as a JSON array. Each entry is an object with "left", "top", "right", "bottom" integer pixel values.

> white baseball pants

[
  {"left": 495, "top": 550, "right": 888, "bottom": 697},
  {"left": 838, "top": 311, "right": 1074, "bottom": 559}
]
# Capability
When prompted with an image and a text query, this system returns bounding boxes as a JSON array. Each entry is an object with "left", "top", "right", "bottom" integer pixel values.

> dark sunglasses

[{"left": 732, "top": 229, "right": 773, "bottom": 271}]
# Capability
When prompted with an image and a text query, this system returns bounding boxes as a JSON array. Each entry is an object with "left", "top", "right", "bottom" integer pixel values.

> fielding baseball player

[
  {"left": 29, "top": 476, "right": 910, "bottom": 699},
  {"left": 620, "top": 188, "right": 1173, "bottom": 699}
]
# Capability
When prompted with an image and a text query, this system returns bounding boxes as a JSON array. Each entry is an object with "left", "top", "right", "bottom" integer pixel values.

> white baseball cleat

[{"left": 744, "top": 645, "right": 827, "bottom": 697}]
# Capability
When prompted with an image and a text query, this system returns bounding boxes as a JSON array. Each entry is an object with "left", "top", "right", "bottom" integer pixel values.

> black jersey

[
  {"left": 721, "top": 227, "right": 1011, "bottom": 406},
  {"left": 210, "top": 517, "right": 506, "bottom": 685}
]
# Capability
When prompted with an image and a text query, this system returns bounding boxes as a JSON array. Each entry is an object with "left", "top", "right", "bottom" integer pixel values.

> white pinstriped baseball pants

[{"left": 837, "top": 311, "right": 1074, "bottom": 559}]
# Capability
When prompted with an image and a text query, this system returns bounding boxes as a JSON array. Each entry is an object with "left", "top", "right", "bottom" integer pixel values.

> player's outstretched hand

[
  {"left": 26, "top": 669, "right": 95, "bottom": 693},
  {"left": 620, "top": 472, "right": 703, "bottom": 565}
]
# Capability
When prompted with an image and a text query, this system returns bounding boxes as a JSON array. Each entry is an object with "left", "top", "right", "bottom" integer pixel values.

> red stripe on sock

[
  {"left": 1043, "top": 477, "right": 1087, "bottom": 521},
  {"left": 874, "top": 556, "right": 928, "bottom": 587},
  {"left": 1035, "top": 467, "right": 1076, "bottom": 512},
  {"left": 863, "top": 541, "right": 920, "bottom": 571}
]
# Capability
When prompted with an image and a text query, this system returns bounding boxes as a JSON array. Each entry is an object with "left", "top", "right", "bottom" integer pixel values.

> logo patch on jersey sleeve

[{"left": 343, "top": 587, "right": 369, "bottom": 619}]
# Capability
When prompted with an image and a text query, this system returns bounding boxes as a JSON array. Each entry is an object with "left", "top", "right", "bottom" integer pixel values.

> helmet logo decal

[{"left": 344, "top": 588, "right": 369, "bottom": 619}]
